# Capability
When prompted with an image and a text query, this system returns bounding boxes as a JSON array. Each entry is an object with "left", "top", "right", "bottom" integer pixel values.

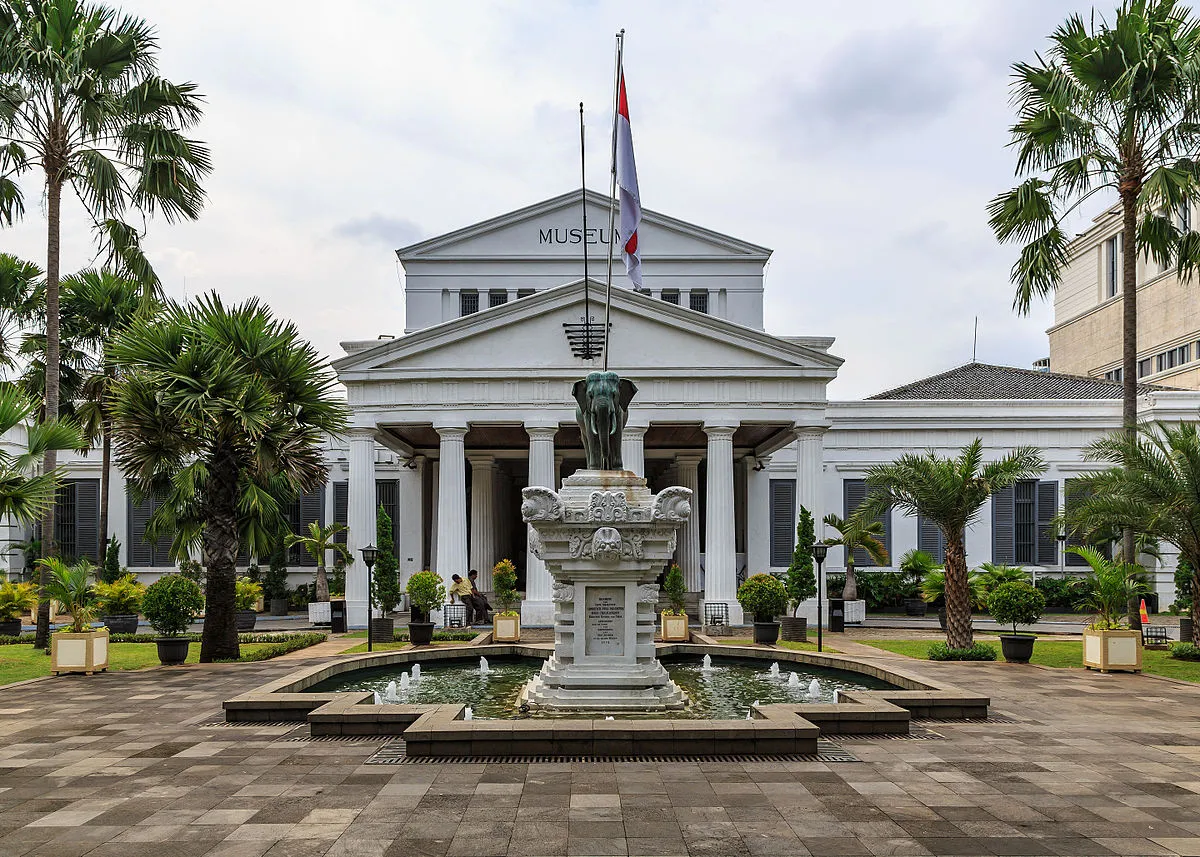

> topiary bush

[
  {"left": 987, "top": 580, "right": 1046, "bottom": 635},
  {"left": 492, "top": 559, "right": 519, "bottom": 615},
  {"left": 101, "top": 537, "right": 123, "bottom": 584},
  {"left": 737, "top": 573, "right": 789, "bottom": 622},
  {"left": 785, "top": 508, "right": 817, "bottom": 615},
  {"left": 371, "top": 504, "right": 401, "bottom": 613},
  {"left": 143, "top": 574, "right": 204, "bottom": 637},
  {"left": 406, "top": 570, "right": 446, "bottom": 620},
  {"left": 662, "top": 565, "right": 687, "bottom": 614},
  {"left": 928, "top": 642, "right": 997, "bottom": 661}
]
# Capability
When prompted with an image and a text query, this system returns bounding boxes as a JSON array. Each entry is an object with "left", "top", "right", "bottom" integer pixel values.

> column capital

[
  {"left": 526, "top": 425, "right": 558, "bottom": 442},
  {"left": 622, "top": 422, "right": 649, "bottom": 436},
  {"left": 675, "top": 451, "right": 705, "bottom": 467},
  {"left": 703, "top": 422, "right": 738, "bottom": 439},
  {"left": 467, "top": 453, "right": 495, "bottom": 468},
  {"left": 347, "top": 426, "right": 377, "bottom": 442},
  {"left": 794, "top": 425, "right": 828, "bottom": 441},
  {"left": 435, "top": 425, "right": 468, "bottom": 440}
]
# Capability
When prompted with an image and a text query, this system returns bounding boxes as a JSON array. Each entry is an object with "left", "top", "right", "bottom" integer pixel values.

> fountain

[
  {"left": 464, "top": 707, "right": 473, "bottom": 721},
  {"left": 787, "top": 672, "right": 800, "bottom": 688},
  {"left": 701, "top": 654, "right": 713, "bottom": 672},
  {"left": 768, "top": 662, "right": 780, "bottom": 679},
  {"left": 399, "top": 672, "right": 410, "bottom": 692},
  {"left": 383, "top": 680, "right": 400, "bottom": 702},
  {"left": 411, "top": 663, "right": 421, "bottom": 681},
  {"left": 808, "top": 679, "right": 821, "bottom": 699},
  {"left": 373, "top": 691, "right": 382, "bottom": 705},
  {"left": 479, "top": 657, "right": 490, "bottom": 676},
  {"left": 520, "top": 370, "right": 692, "bottom": 712}
]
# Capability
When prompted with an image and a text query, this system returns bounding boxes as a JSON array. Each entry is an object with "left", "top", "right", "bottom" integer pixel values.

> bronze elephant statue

[{"left": 572, "top": 371, "right": 637, "bottom": 471}]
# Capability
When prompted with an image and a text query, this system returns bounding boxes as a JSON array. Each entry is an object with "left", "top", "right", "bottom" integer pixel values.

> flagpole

[
  {"left": 579, "top": 102, "right": 592, "bottom": 360},
  {"left": 602, "top": 29, "right": 624, "bottom": 372}
]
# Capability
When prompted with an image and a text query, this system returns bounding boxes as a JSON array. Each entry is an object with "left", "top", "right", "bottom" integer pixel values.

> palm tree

[
  {"left": 0, "top": 254, "right": 41, "bottom": 376},
  {"left": 821, "top": 513, "right": 889, "bottom": 603},
  {"left": 1066, "top": 421, "right": 1200, "bottom": 643},
  {"left": 285, "top": 521, "right": 350, "bottom": 604},
  {"left": 0, "top": 0, "right": 211, "bottom": 646},
  {"left": 1067, "top": 546, "right": 1151, "bottom": 630},
  {"left": 60, "top": 270, "right": 142, "bottom": 558},
  {"left": 989, "top": 0, "right": 1200, "bottom": 568},
  {"left": 108, "top": 294, "right": 348, "bottom": 662},
  {"left": 858, "top": 440, "right": 1045, "bottom": 649}
]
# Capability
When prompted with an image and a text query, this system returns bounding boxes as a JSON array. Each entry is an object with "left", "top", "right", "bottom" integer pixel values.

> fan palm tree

[
  {"left": 0, "top": 0, "right": 211, "bottom": 646},
  {"left": 0, "top": 254, "right": 41, "bottom": 377},
  {"left": 858, "top": 440, "right": 1045, "bottom": 649},
  {"left": 989, "top": 1, "right": 1200, "bottom": 568},
  {"left": 109, "top": 294, "right": 348, "bottom": 662},
  {"left": 821, "top": 513, "right": 889, "bottom": 603},
  {"left": 285, "top": 521, "right": 351, "bottom": 604},
  {"left": 1066, "top": 421, "right": 1200, "bottom": 644}
]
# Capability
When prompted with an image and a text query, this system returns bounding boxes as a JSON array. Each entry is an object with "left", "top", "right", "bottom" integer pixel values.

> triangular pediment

[
  {"left": 396, "top": 190, "right": 771, "bottom": 261},
  {"left": 334, "top": 280, "right": 840, "bottom": 378}
]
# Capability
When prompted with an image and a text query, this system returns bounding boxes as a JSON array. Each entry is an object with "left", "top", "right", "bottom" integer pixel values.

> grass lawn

[
  {"left": 861, "top": 638, "right": 1200, "bottom": 682},
  {"left": 1, "top": 642, "right": 288, "bottom": 686},
  {"left": 717, "top": 638, "right": 835, "bottom": 653}
]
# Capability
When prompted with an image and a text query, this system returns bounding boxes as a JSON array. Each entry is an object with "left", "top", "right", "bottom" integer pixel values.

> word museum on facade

[{"left": 25, "top": 190, "right": 1200, "bottom": 626}]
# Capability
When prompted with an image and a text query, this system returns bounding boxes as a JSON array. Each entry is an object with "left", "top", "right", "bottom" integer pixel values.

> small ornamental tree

[
  {"left": 264, "top": 539, "right": 289, "bottom": 602},
  {"left": 143, "top": 574, "right": 203, "bottom": 637},
  {"left": 737, "top": 573, "right": 789, "bottom": 622},
  {"left": 406, "top": 571, "right": 445, "bottom": 623},
  {"left": 987, "top": 581, "right": 1046, "bottom": 635},
  {"left": 492, "top": 559, "right": 519, "bottom": 615},
  {"left": 662, "top": 565, "right": 687, "bottom": 614},
  {"left": 101, "top": 537, "right": 122, "bottom": 584},
  {"left": 785, "top": 507, "right": 818, "bottom": 616},
  {"left": 371, "top": 504, "right": 401, "bottom": 613}
]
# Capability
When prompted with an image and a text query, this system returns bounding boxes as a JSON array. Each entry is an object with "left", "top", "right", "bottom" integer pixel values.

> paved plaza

[{"left": 3, "top": 646, "right": 1200, "bottom": 857}]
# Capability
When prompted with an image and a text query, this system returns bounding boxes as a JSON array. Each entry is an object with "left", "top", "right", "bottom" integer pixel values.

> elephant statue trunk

[{"left": 572, "top": 371, "right": 638, "bottom": 471}]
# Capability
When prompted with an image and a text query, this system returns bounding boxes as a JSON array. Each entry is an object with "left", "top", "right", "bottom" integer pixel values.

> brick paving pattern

[{"left": 3, "top": 652, "right": 1200, "bottom": 856}]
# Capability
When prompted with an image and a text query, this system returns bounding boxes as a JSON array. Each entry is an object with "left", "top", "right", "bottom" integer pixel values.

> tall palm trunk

[
  {"left": 199, "top": 447, "right": 240, "bottom": 662},
  {"left": 315, "top": 565, "right": 329, "bottom": 602},
  {"left": 1120, "top": 187, "right": 1140, "bottom": 630},
  {"left": 843, "top": 556, "right": 858, "bottom": 601},
  {"left": 1191, "top": 563, "right": 1200, "bottom": 646},
  {"left": 943, "top": 535, "right": 973, "bottom": 649},
  {"left": 34, "top": 176, "right": 63, "bottom": 650},
  {"left": 97, "top": 417, "right": 111, "bottom": 558}
]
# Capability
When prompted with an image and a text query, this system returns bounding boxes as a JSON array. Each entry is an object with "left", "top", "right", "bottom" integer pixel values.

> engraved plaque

[{"left": 584, "top": 586, "right": 625, "bottom": 657}]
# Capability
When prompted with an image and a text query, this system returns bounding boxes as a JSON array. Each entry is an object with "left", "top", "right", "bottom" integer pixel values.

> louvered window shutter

[
  {"left": 127, "top": 495, "right": 154, "bottom": 568},
  {"left": 1065, "top": 479, "right": 1088, "bottom": 566},
  {"left": 74, "top": 480, "right": 100, "bottom": 563},
  {"left": 1036, "top": 481, "right": 1058, "bottom": 566},
  {"left": 769, "top": 479, "right": 796, "bottom": 567},
  {"left": 917, "top": 515, "right": 946, "bottom": 564},
  {"left": 376, "top": 479, "right": 400, "bottom": 557},
  {"left": 152, "top": 492, "right": 173, "bottom": 565},
  {"left": 992, "top": 486, "right": 1015, "bottom": 564},
  {"left": 333, "top": 482, "right": 349, "bottom": 545},
  {"left": 54, "top": 482, "right": 77, "bottom": 560},
  {"left": 843, "top": 479, "right": 883, "bottom": 567},
  {"left": 293, "top": 489, "right": 325, "bottom": 567}
]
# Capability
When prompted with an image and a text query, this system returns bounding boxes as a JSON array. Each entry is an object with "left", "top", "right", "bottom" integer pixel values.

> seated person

[
  {"left": 467, "top": 569, "right": 491, "bottom": 624},
  {"left": 448, "top": 574, "right": 475, "bottom": 625}
]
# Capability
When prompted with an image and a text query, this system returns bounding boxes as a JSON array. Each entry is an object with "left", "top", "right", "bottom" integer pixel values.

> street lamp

[
  {"left": 813, "top": 542, "right": 829, "bottom": 653},
  {"left": 360, "top": 545, "right": 378, "bottom": 652},
  {"left": 1057, "top": 532, "right": 1067, "bottom": 579}
]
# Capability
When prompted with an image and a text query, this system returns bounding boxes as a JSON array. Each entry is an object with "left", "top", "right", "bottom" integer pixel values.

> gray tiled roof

[{"left": 867, "top": 362, "right": 1175, "bottom": 400}]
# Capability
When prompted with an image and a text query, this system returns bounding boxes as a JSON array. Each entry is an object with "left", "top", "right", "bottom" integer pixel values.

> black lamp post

[
  {"left": 360, "top": 544, "right": 378, "bottom": 652},
  {"left": 813, "top": 542, "right": 828, "bottom": 653},
  {"left": 1057, "top": 532, "right": 1067, "bottom": 578}
]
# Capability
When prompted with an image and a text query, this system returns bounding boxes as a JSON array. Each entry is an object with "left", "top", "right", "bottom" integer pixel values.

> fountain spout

[
  {"left": 479, "top": 657, "right": 490, "bottom": 675},
  {"left": 701, "top": 654, "right": 713, "bottom": 672}
]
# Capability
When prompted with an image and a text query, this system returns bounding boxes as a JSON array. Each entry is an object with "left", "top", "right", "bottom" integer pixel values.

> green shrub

[
  {"left": 1175, "top": 559, "right": 1194, "bottom": 612},
  {"left": 1034, "top": 577, "right": 1078, "bottom": 612},
  {"left": 921, "top": 569, "right": 986, "bottom": 608},
  {"left": 978, "top": 563, "right": 1028, "bottom": 594},
  {"left": 492, "top": 559, "right": 519, "bottom": 615},
  {"left": 93, "top": 573, "right": 146, "bottom": 615},
  {"left": 662, "top": 565, "right": 687, "bottom": 614},
  {"left": 371, "top": 504, "right": 401, "bottom": 612},
  {"left": 855, "top": 571, "right": 920, "bottom": 611},
  {"left": 100, "top": 537, "right": 123, "bottom": 584},
  {"left": 143, "top": 574, "right": 204, "bottom": 636},
  {"left": 231, "top": 632, "right": 327, "bottom": 662},
  {"left": 1169, "top": 642, "right": 1200, "bottom": 661},
  {"left": 406, "top": 570, "right": 446, "bottom": 618},
  {"left": 737, "top": 573, "right": 789, "bottom": 621},
  {"left": 178, "top": 558, "right": 205, "bottom": 588},
  {"left": 928, "top": 642, "right": 997, "bottom": 661},
  {"left": 987, "top": 581, "right": 1046, "bottom": 634},
  {"left": 329, "top": 558, "right": 347, "bottom": 597},
  {"left": 264, "top": 541, "right": 289, "bottom": 600},
  {"left": 234, "top": 578, "right": 263, "bottom": 610},
  {"left": 785, "top": 508, "right": 817, "bottom": 614},
  {"left": 0, "top": 581, "right": 38, "bottom": 622}
]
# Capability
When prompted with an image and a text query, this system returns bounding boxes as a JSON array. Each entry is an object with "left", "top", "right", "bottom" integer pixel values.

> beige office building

[{"left": 1048, "top": 202, "right": 1200, "bottom": 389}]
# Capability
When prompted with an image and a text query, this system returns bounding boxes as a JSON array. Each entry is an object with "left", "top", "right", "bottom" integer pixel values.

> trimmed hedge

[
  {"left": 928, "top": 642, "right": 998, "bottom": 661},
  {"left": 220, "top": 632, "right": 327, "bottom": 662},
  {"left": 1, "top": 631, "right": 325, "bottom": 646}
]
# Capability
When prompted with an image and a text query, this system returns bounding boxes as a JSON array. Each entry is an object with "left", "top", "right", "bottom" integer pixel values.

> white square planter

[
  {"left": 307, "top": 602, "right": 331, "bottom": 625},
  {"left": 792, "top": 598, "right": 866, "bottom": 627}
]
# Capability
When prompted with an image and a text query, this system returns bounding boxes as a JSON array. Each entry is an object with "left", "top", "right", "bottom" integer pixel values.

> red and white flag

[{"left": 616, "top": 69, "right": 642, "bottom": 289}]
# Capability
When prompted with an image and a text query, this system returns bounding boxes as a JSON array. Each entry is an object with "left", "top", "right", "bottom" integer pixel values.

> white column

[
  {"left": 794, "top": 427, "right": 825, "bottom": 527},
  {"left": 675, "top": 453, "right": 703, "bottom": 593},
  {"left": 554, "top": 453, "right": 564, "bottom": 490},
  {"left": 428, "top": 461, "right": 439, "bottom": 573},
  {"left": 495, "top": 468, "right": 511, "bottom": 564},
  {"left": 703, "top": 423, "right": 741, "bottom": 624},
  {"left": 622, "top": 423, "right": 648, "bottom": 477},
  {"left": 398, "top": 456, "right": 424, "bottom": 585},
  {"left": 523, "top": 424, "right": 557, "bottom": 625},
  {"left": 346, "top": 427, "right": 377, "bottom": 628},
  {"left": 746, "top": 457, "right": 771, "bottom": 574},
  {"left": 435, "top": 426, "right": 469, "bottom": 587},
  {"left": 468, "top": 454, "right": 497, "bottom": 589}
]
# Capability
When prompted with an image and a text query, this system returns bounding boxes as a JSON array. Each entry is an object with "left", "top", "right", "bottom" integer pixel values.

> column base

[
  {"left": 521, "top": 600, "right": 554, "bottom": 627},
  {"left": 346, "top": 600, "right": 369, "bottom": 630},
  {"left": 701, "top": 599, "right": 744, "bottom": 627}
]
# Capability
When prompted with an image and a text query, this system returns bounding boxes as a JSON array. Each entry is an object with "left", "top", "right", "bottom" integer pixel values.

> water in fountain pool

[{"left": 310, "top": 655, "right": 895, "bottom": 720}]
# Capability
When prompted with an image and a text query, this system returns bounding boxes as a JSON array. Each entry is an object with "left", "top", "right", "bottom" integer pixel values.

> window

[
  {"left": 769, "top": 479, "right": 796, "bottom": 567},
  {"left": 1138, "top": 357, "right": 1153, "bottom": 378},
  {"left": 1065, "top": 479, "right": 1113, "bottom": 566},
  {"left": 287, "top": 489, "right": 326, "bottom": 566},
  {"left": 842, "top": 479, "right": 890, "bottom": 567},
  {"left": 689, "top": 290, "right": 709, "bottom": 314},
  {"left": 128, "top": 492, "right": 175, "bottom": 567},
  {"left": 916, "top": 515, "right": 947, "bottom": 564},
  {"left": 992, "top": 480, "right": 1057, "bottom": 565},
  {"left": 488, "top": 290, "right": 508, "bottom": 308},
  {"left": 516, "top": 288, "right": 535, "bottom": 299},
  {"left": 1104, "top": 368, "right": 1123, "bottom": 383},
  {"left": 1157, "top": 344, "right": 1191, "bottom": 372},
  {"left": 459, "top": 291, "right": 479, "bottom": 316},
  {"left": 661, "top": 290, "right": 680, "bottom": 305},
  {"left": 54, "top": 479, "right": 101, "bottom": 563},
  {"left": 1106, "top": 234, "right": 1120, "bottom": 298},
  {"left": 332, "top": 481, "right": 400, "bottom": 558}
]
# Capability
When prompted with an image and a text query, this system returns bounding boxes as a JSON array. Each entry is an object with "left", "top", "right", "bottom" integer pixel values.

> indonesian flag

[{"left": 616, "top": 69, "right": 642, "bottom": 289}]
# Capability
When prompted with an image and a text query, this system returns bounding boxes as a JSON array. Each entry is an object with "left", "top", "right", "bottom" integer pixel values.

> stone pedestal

[{"left": 520, "top": 470, "right": 692, "bottom": 712}]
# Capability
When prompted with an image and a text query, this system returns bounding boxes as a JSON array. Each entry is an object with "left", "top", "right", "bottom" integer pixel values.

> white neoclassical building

[{"left": 23, "top": 190, "right": 1200, "bottom": 625}]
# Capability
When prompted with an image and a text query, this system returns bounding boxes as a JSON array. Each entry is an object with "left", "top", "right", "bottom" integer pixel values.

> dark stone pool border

[{"left": 223, "top": 643, "right": 988, "bottom": 758}]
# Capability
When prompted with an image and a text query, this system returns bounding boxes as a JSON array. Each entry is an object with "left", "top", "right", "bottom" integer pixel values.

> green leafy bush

[
  {"left": 977, "top": 563, "right": 1028, "bottom": 594},
  {"left": 855, "top": 571, "right": 920, "bottom": 611},
  {"left": 143, "top": 574, "right": 204, "bottom": 636},
  {"left": 1069, "top": 546, "right": 1149, "bottom": 629},
  {"left": 0, "top": 581, "right": 38, "bottom": 622},
  {"left": 406, "top": 570, "right": 446, "bottom": 618},
  {"left": 737, "top": 573, "right": 789, "bottom": 621},
  {"left": 785, "top": 508, "right": 817, "bottom": 614},
  {"left": 101, "top": 537, "right": 123, "bottom": 584},
  {"left": 1175, "top": 559, "right": 1194, "bottom": 613},
  {"left": 662, "top": 565, "right": 687, "bottom": 614},
  {"left": 921, "top": 569, "right": 985, "bottom": 608},
  {"left": 987, "top": 581, "right": 1046, "bottom": 634},
  {"left": 0, "top": 632, "right": 35, "bottom": 644},
  {"left": 234, "top": 578, "right": 263, "bottom": 610},
  {"left": 178, "top": 558, "right": 205, "bottom": 587},
  {"left": 264, "top": 542, "right": 289, "bottom": 600},
  {"left": 231, "top": 632, "right": 327, "bottom": 662},
  {"left": 371, "top": 504, "right": 401, "bottom": 612},
  {"left": 492, "top": 559, "right": 519, "bottom": 615},
  {"left": 1169, "top": 642, "right": 1200, "bottom": 661},
  {"left": 93, "top": 573, "right": 146, "bottom": 615},
  {"left": 928, "top": 642, "right": 997, "bottom": 661},
  {"left": 1035, "top": 577, "right": 1078, "bottom": 612}
]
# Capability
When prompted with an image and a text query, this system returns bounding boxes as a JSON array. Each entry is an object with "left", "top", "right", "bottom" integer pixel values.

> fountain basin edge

[{"left": 223, "top": 643, "right": 989, "bottom": 756}]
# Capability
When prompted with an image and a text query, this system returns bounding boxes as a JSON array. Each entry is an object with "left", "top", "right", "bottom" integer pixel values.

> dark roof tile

[{"left": 867, "top": 362, "right": 1175, "bottom": 400}]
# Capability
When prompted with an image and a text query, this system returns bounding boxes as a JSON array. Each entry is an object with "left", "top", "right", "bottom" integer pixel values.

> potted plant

[
  {"left": 737, "top": 573, "right": 789, "bottom": 645},
  {"left": 659, "top": 564, "right": 689, "bottom": 641},
  {"left": 782, "top": 508, "right": 818, "bottom": 641},
  {"left": 1071, "top": 546, "right": 1148, "bottom": 672},
  {"left": 491, "top": 559, "right": 521, "bottom": 642},
  {"left": 286, "top": 521, "right": 350, "bottom": 624},
  {"left": 234, "top": 577, "right": 263, "bottom": 631},
  {"left": 93, "top": 573, "right": 145, "bottom": 635},
  {"left": 988, "top": 580, "right": 1046, "bottom": 663},
  {"left": 406, "top": 570, "right": 445, "bottom": 646},
  {"left": 0, "top": 580, "right": 37, "bottom": 637},
  {"left": 143, "top": 574, "right": 204, "bottom": 665},
  {"left": 899, "top": 549, "right": 938, "bottom": 617},
  {"left": 265, "top": 543, "right": 290, "bottom": 615},
  {"left": 44, "top": 559, "right": 109, "bottom": 675}
]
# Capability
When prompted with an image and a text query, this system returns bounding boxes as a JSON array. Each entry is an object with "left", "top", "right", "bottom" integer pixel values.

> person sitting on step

[
  {"left": 467, "top": 569, "right": 491, "bottom": 625},
  {"left": 448, "top": 574, "right": 475, "bottom": 625}
]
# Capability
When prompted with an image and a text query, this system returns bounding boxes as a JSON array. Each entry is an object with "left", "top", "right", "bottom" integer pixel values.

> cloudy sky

[{"left": 4, "top": 0, "right": 1095, "bottom": 398}]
